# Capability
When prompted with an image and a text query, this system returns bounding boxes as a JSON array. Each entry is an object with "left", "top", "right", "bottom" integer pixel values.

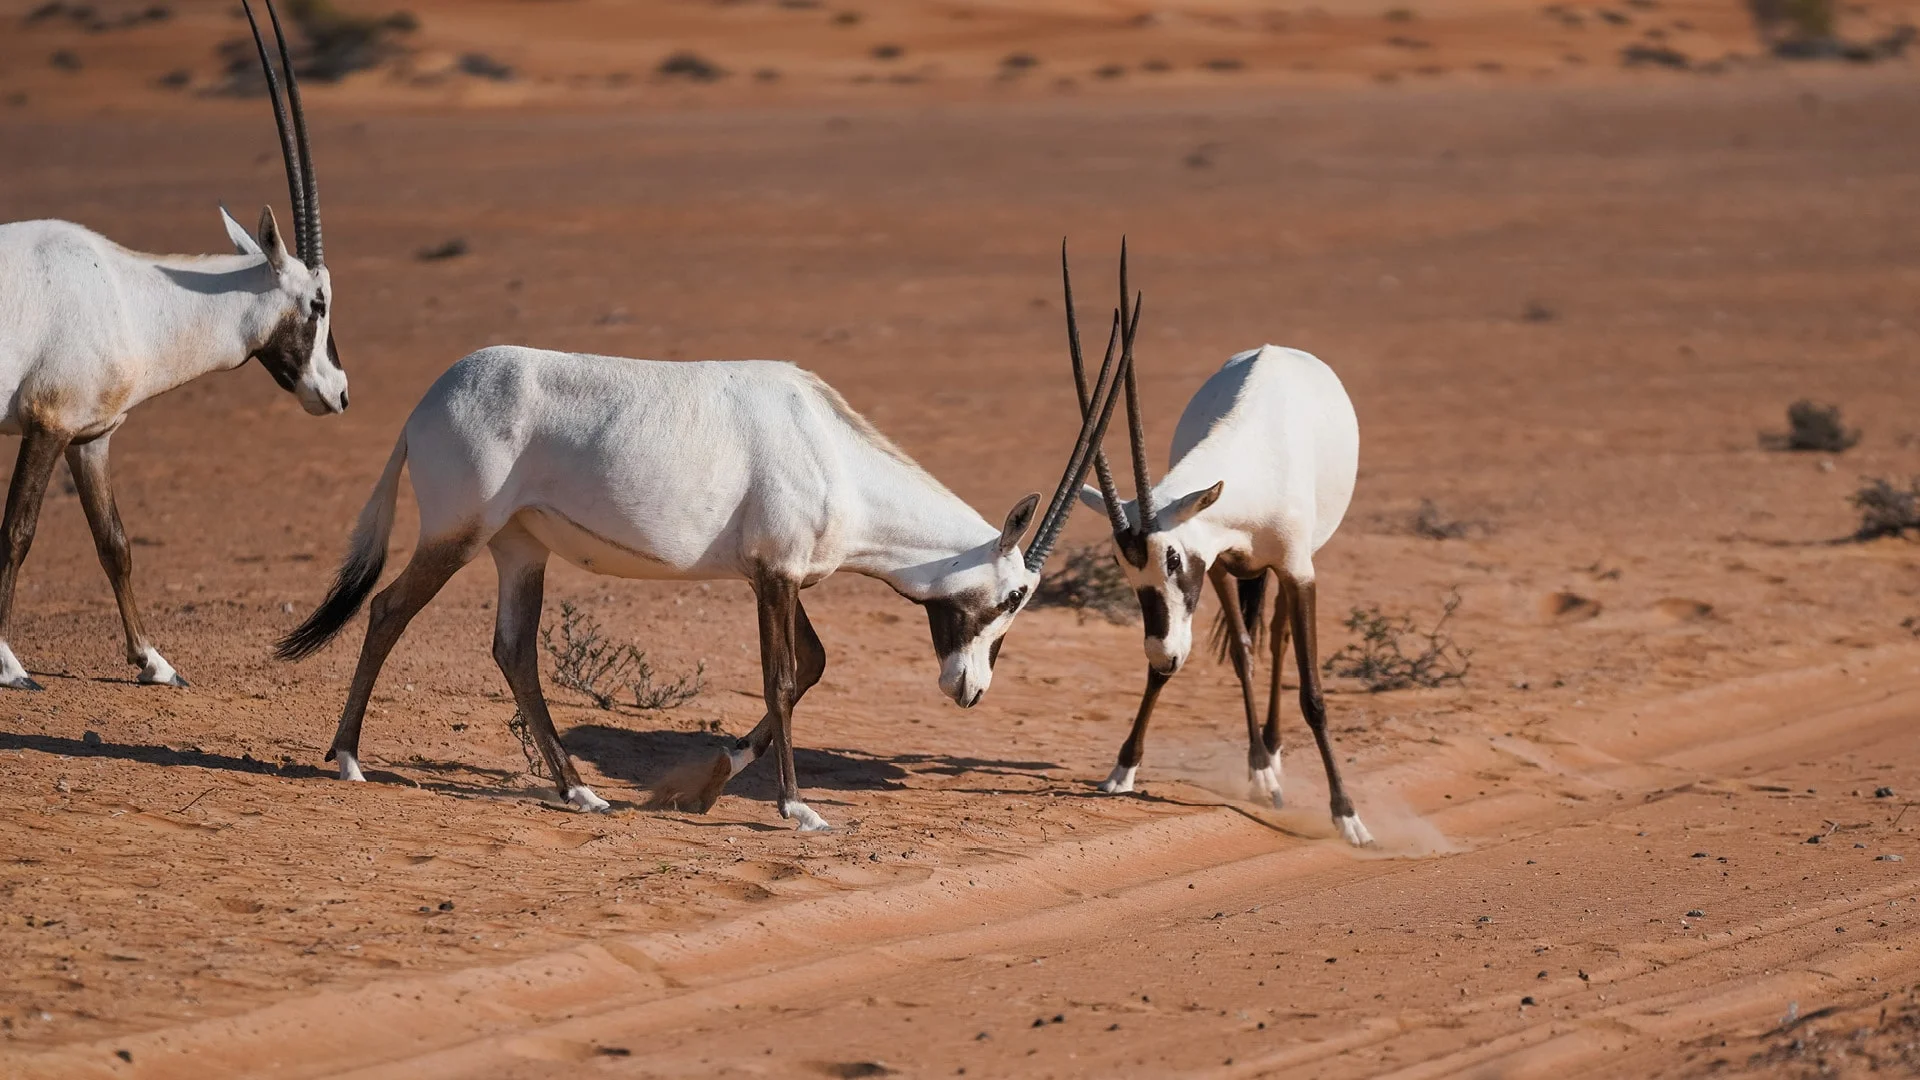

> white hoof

[
  {"left": 0, "top": 642, "right": 40, "bottom": 690},
  {"left": 1097, "top": 763, "right": 1137, "bottom": 794},
  {"left": 135, "top": 648, "right": 188, "bottom": 688},
  {"left": 566, "top": 786, "right": 612, "bottom": 813},
  {"left": 337, "top": 751, "right": 366, "bottom": 783},
  {"left": 1249, "top": 762, "right": 1284, "bottom": 809},
  {"left": 1335, "top": 814, "right": 1374, "bottom": 847},
  {"left": 782, "top": 801, "right": 831, "bottom": 832}
]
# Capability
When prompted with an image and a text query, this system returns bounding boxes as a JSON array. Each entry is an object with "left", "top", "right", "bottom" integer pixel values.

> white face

[
  {"left": 269, "top": 264, "right": 348, "bottom": 416},
  {"left": 1110, "top": 530, "right": 1208, "bottom": 675},
  {"left": 1078, "top": 481, "right": 1225, "bottom": 676},
  {"left": 923, "top": 548, "right": 1041, "bottom": 709}
]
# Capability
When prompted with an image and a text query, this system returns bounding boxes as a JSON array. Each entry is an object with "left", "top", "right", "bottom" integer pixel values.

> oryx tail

[{"left": 276, "top": 435, "right": 407, "bottom": 661}]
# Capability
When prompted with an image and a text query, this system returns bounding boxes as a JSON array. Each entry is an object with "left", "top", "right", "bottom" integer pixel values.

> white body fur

[
  {"left": 287, "top": 345, "right": 1079, "bottom": 830},
  {"left": 0, "top": 214, "right": 344, "bottom": 689},
  {"left": 1083, "top": 344, "right": 1372, "bottom": 847}
]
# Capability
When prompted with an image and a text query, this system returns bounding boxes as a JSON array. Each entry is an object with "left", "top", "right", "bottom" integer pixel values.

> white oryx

[
  {"left": 276, "top": 324, "right": 1131, "bottom": 830},
  {"left": 0, "top": 0, "right": 346, "bottom": 690},
  {"left": 1061, "top": 243, "right": 1372, "bottom": 846}
]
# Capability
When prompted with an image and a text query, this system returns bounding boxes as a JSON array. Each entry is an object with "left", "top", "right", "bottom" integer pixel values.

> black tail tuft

[
  {"left": 275, "top": 547, "right": 384, "bottom": 661},
  {"left": 1210, "top": 570, "right": 1269, "bottom": 663}
]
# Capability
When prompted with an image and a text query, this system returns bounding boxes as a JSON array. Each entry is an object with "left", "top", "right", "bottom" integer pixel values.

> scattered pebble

[
  {"left": 1521, "top": 996, "right": 1536, "bottom": 1006},
  {"left": 1875, "top": 787, "right": 1896, "bottom": 798},
  {"left": 438, "top": 900, "right": 454, "bottom": 911},
  {"left": 115, "top": 1050, "right": 132, "bottom": 1063},
  {"left": 1686, "top": 909, "right": 1705, "bottom": 918},
  {"left": 1476, "top": 915, "right": 1492, "bottom": 923},
  {"left": 1879, "top": 854, "right": 1905, "bottom": 862},
  {"left": 1806, "top": 835, "right": 1823, "bottom": 844},
  {"left": 1691, "top": 852, "right": 1708, "bottom": 858}
]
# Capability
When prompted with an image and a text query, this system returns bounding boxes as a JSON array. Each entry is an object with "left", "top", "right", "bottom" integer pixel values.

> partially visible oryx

[
  {"left": 0, "top": 0, "right": 346, "bottom": 690},
  {"left": 276, "top": 322, "right": 1131, "bottom": 830},
  {"left": 1062, "top": 244, "right": 1372, "bottom": 846}
]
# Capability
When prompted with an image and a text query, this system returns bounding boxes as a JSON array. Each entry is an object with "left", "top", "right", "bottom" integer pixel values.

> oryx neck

[{"left": 842, "top": 455, "right": 999, "bottom": 601}]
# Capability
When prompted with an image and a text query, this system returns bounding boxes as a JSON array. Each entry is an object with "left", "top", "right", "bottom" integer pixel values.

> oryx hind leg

[
  {"left": 488, "top": 521, "right": 605, "bottom": 813},
  {"left": 0, "top": 427, "right": 73, "bottom": 690},
  {"left": 65, "top": 433, "right": 183, "bottom": 687},
  {"left": 327, "top": 525, "right": 478, "bottom": 782}
]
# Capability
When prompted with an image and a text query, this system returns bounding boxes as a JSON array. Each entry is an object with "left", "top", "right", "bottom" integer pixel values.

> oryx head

[
  {"left": 922, "top": 291, "right": 1135, "bottom": 708},
  {"left": 224, "top": 0, "right": 347, "bottom": 416},
  {"left": 1064, "top": 241, "right": 1223, "bottom": 676}
]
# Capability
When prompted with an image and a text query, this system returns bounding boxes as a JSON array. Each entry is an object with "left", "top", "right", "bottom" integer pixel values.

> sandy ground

[{"left": 3, "top": 4, "right": 1920, "bottom": 1075}]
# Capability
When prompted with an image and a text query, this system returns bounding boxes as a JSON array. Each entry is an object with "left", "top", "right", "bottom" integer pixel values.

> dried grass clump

[
  {"left": 541, "top": 600, "right": 704, "bottom": 711},
  {"left": 1032, "top": 545, "right": 1135, "bottom": 624},
  {"left": 1323, "top": 589, "right": 1471, "bottom": 692}
]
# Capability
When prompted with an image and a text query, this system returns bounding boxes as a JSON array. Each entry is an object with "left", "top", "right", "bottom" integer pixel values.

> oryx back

[
  {"left": 404, "top": 346, "right": 890, "bottom": 582},
  {"left": 1167, "top": 344, "right": 1358, "bottom": 560}
]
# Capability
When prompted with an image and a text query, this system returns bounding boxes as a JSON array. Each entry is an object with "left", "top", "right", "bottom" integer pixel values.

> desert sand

[{"left": 2, "top": 1, "right": 1919, "bottom": 1077}]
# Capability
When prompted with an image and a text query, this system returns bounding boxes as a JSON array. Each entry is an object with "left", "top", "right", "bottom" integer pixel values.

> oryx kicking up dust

[{"left": 277, "top": 316, "right": 1129, "bottom": 830}]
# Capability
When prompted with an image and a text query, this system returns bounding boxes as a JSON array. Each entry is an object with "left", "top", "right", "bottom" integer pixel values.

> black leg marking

[
  {"left": 1263, "top": 576, "right": 1294, "bottom": 757},
  {"left": 0, "top": 428, "right": 73, "bottom": 690},
  {"left": 753, "top": 569, "right": 826, "bottom": 829},
  {"left": 1209, "top": 566, "right": 1268, "bottom": 781},
  {"left": 1288, "top": 578, "right": 1369, "bottom": 843},
  {"left": 327, "top": 531, "right": 475, "bottom": 767},
  {"left": 66, "top": 435, "right": 180, "bottom": 686},
  {"left": 488, "top": 525, "right": 600, "bottom": 807}
]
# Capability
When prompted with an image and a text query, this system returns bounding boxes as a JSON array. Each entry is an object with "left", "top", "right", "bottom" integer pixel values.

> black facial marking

[
  {"left": 1137, "top": 588, "right": 1169, "bottom": 640},
  {"left": 253, "top": 308, "right": 318, "bottom": 392},
  {"left": 1116, "top": 531, "right": 1148, "bottom": 570},
  {"left": 922, "top": 591, "right": 991, "bottom": 661},
  {"left": 988, "top": 636, "right": 1004, "bottom": 670},
  {"left": 1174, "top": 554, "right": 1206, "bottom": 617}
]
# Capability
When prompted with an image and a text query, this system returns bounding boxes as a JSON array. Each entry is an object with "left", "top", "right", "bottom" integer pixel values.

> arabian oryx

[
  {"left": 1062, "top": 244, "right": 1372, "bottom": 846},
  {"left": 275, "top": 313, "right": 1132, "bottom": 830},
  {"left": 0, "top": 0, "right": 346, "bottom": 690}
]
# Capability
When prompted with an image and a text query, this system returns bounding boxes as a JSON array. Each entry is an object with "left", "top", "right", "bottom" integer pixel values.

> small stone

[
  {"left": 437, "top": 900, "right": 454, "bottom": 911},
  {"left": 1476, "top": 915, "right": 1492, "bottom": 923},
  {"left": 975, "top": 1032, "right": 990, "bottom": 1041},
  {"left": 1686, "top": 909, "right": 1705, "bottom": 918},
  {"left": 1521, "top": 996, "right": 1536, "bottom": 1006},
  {"left": 1807, "top": 835, "right": 1822, "bottom": 844},
  {"left": 1578, "top": 970, "right": 1590, "bottom": 981},
  {"left": 1875, "top": 787, "right": 1896, "bottom": 798},
  {"left": 116, "top": 1050, "right": 132, "bottom": 1063},
  {"left": 1536, "top": 970, "right": 1547, "bottom": 979},
  {"left": 1691, "top": 852, "right": 1708, "bottom": 858},
  {"left": 82, "top": 730, "right": 102, "bottom": 748},
  {"left": 1031, "top": 1017, "right": 1046, "bottom": 1028},
  {"left": 1051, "top": 1014, "right": 1065, "bottom": 1024},
  {"left": 1877, "top": 854, "right": 1904, "bottom": 862},
  {"left": 53, "top": 778, "right": 69, "bottom": 793}
]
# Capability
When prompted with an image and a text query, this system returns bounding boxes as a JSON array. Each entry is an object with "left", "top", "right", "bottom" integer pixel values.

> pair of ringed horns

[
  {"left": 241, "top": 0, "right": 324, "bottom": 268},
  {"left": 1024, "top": 245, "right": 1138, "bottom": 573},
  {"left": 1063, "top": 239, "right": 1154, "bottom": 541}
]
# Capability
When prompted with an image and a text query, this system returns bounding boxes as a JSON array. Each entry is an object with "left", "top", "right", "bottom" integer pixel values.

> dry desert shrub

[
  {"left": 540, "top": 600, "right": 704, "bottom": 711},
  {"left": 1032, "top": 545, "right": 1135, "bottom": 624},
  {"left": 1324, "top": 589, "right": 1471, "bottom": 692}
]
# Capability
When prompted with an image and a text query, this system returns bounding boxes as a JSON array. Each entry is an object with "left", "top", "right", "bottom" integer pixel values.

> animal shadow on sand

[
  {"left": 0, "top": 730, "right": 332, "bottom": 781},
  {"left": 563, "top": 724, "right": 1062, "bottom": 808}
]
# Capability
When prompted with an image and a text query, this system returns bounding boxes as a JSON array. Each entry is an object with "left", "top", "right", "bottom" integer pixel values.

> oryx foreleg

[
  {"left": 1212, "top": 566, "right": 1280, "bottom": 808},
  {"left": 65, "top": 433, "right": 184, "bottom": 687},
  {"left": 688, "top": 598, "right": 824, "bottom": 813},
  {"left": 488, "top": 522, "right": 606, "bottom": 812},
  {"left": 753, "top": 571, "right": 828, "bottom": 831},
  {"left": 1098, "top": 666, "right": 1170, "bottom": 794},
  {"left": 0, "top": 427, "right": 72, "bottom": 690},
  {"left": 1287, "top": 577, "right": 1372, "bottom": 846},
  {"left": 1263, "top": 574, "right": 1295, "bottom": 783},
  {"left": 326, "top": 530, "right": 474, "bottom": 781}
]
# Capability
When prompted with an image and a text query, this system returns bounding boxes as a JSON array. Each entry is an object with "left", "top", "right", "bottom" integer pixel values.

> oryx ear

[
  {"left": 257, "top": 205, "right": 292, "bottom": 272},
  {"left": 221, "top": 205, "right": 263, "bottom": 256},
  {"left": 997, "top": 493, "right": 1041, "bottom": 556},
  {"left": 1159, "top": 481, "right": 1224, "bottom": 530},
  {"left": 1078, "top": 485, "right": 1140, "bottom": 532}
]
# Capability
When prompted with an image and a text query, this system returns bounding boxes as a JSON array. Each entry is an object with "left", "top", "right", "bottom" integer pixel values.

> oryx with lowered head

[
  {"left": 1062, "top": 243, "right": 1372, "bottom": 846},
  {"left": 0, "top": 0, "right": 346, "bottom": 689},
  {"left": 276, "top": 310, "right": 1131, "bottom": 830}
]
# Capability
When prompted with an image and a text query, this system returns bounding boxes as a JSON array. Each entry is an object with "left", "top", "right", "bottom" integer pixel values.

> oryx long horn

[
  {"left": 1026, "top": 303, "right": 1132, "bottom": 573},
  {"left": 1118, "top": 238, "right": 1154, "bottom": 529},
  {"left": 1062, "top": 239, "right": 1130, "bottom": 539},
  {"left": 264, "top": 0, "right": 323, "bottom": 267},
  {"left": 241, "top": 0, "right": 306, "bottom": 257}
]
